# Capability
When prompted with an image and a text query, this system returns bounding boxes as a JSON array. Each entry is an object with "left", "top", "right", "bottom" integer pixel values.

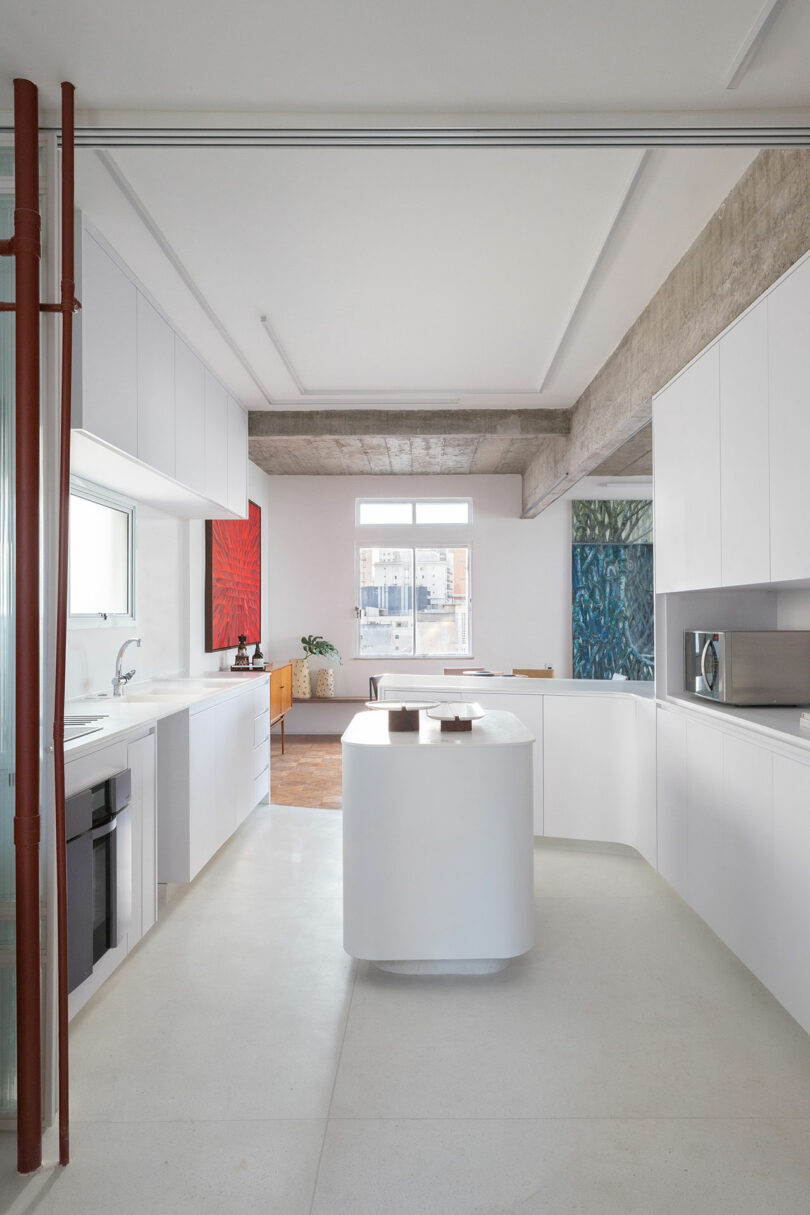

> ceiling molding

[
  {"left": 249, "top": 407, "right": 571, "bottom": 438},
  {"left": 259, "top": 311, "right": 552, "bottom": 400},
  {"left": 539, "top": 150, "right": 651, "bottom": 392},
  {"left": 95, "top": 150, "right": 275, "bottom": 405},
  {"left": 725, "top": 0, "right": 788, "bottom": 91},
  {"left": 52, "top": 122, "right": 810, "bottom": 149}
]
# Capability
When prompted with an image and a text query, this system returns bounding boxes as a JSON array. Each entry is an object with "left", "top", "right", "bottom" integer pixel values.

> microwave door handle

[{"left": 700, "top": 638, "right": 716, "bottom": 691}]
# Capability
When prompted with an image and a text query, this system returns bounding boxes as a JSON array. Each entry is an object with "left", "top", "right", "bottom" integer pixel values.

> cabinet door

[
  {"left": 280, "top": 664, "right": 293, "bottom": 714},
  {"left": 204, "top": 370, "right": 229, "bottom": 507},
  {"left": 543, "top": 696, "right": 635, "bottom": 844},
  {"left": 127, "top": 733, "right": 157, "bottom": 943},
  {"left": 136, "top": 292, "right": 175, "bottom": 477},
  {"left": 174, "top": 336, "right": 206, "bottom": 495},
  {"left": 652, "top": 345, "right": 721, "bottom": 593},
  {"left": 214, "top": 696, "right": 241, "bottom": 847},
  {"left": 684, "top": 716, "right": 725, "bottom": 928},
  {"left": 720, "top": 733, "right": 773, "bottom": 983},
  {"left": 768, "top": 256, "right": 810, "bottom": 581},
  {"left": 270, "top": 669, "right": 282, "bottom": 723},
  {"left": 656, "top": 707, "right": 688, "bottom": 894},
  {"left": 771, "top": 754, "right": 810, "bottom": 1033},
  {"left": 189, "top": 706, "right": 218, "bottom": 879},
  {"left": 78, "top": 233, "right": 138, "bottom": 455},
  {"left": 719, "top": 301, "right": 770, "bottom": 586},
  {"left": 227, "top": 398, "right": 248, "bottom": 517}
]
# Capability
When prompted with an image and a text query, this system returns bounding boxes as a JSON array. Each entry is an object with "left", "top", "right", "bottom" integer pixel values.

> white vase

[
  {"left": 292, "top": 657, "right": 311, "bottom": 699},
  {"left": 315, "top": 668, "right": 335, "bottom": 698}
]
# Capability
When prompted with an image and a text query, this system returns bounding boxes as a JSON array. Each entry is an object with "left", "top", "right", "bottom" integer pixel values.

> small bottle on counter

[{"left": 252, "top": 642, "right": 265, "bottom": 670}]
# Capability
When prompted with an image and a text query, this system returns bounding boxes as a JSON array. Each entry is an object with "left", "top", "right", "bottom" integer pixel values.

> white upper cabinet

[
  {"left": 204, "top": 370, "right": 229, "bottom": 508},
  {"left": 76, "top": 232, "right": 138, "bottom": 456},
  {"left": 227, "top": 398, "right": 248, "bottom": 518},
  {"left": 653, "top": 344, "right": 721, "bottom": 594},
  {"left": 768, "top": 255, "right": 810, "bottom": 582},
  {"left": 174, "top": 336, "right": 206, "bottom": 496},
  {"left": 74, "top": 216, "right": 249, "bottom": 518},
  {"left": 136, "top": 292, "right": 175, "bottom": 478},
  {"left": 719, "top": 299, "right": 770, "bottom": 587},
  {"left": 653, "top": 249, "right": 810, "bottom": 593}
]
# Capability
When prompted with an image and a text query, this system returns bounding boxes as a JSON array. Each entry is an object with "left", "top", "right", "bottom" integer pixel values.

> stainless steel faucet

[{"left": 113, "top": 637, "right": 142, "bottom": 697}]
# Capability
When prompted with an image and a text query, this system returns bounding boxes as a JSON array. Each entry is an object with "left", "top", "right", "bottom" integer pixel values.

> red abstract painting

[{"left": 205, "top": 500, "right": 261, "bottom": 651}]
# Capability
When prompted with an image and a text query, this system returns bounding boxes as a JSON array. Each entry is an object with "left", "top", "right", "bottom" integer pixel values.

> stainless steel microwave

[{"left": 685, "top": 630, "right": 810, "bottom": 706}]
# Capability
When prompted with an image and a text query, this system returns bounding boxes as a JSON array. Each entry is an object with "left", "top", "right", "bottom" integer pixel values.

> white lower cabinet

[
  {"left": 66, "top": 729, "right": 157, "bottom": 1019},
  {"left": 657, "top": 704, "right": 810, "bottom": 1036},
  {"left": 771, "top": 755, "right": 810, "bottom": 1030},
  {"left": 128, "top": 732, "right": 158, "bottom": 943},
  {"left": 158, "top": 680, "right": 270, "bottom": 884},
  {"left": 543, "top": 695, "right": 656, "bottom": 859},
  {"left": 655, "top": 706, "right": 688, "bottom": 893}
]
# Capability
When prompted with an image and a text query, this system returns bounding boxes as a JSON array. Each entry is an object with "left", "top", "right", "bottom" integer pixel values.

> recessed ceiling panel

[{"left": 112, "top": 145, "right": 641, "bottom": 398}]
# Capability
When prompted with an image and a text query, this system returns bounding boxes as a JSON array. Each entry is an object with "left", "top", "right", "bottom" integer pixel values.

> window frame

[
  {"left": 354, "top": 541, "right": 473, "bottom": 660},
  {"left": 68, "top": 477, "right": 137, "bottom": 629}
]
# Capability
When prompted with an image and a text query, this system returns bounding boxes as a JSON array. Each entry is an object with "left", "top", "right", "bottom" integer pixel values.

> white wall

[
  {"left": 267, "top": 473, "right": 634, "bottom": 732},
  {"left": 67, "top": 462, "right": 274, "bottom": 697}
]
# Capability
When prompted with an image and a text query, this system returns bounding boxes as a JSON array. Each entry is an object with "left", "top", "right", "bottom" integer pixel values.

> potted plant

[{"left": 293, "top": 635, "right": 343, "bottom": 699}]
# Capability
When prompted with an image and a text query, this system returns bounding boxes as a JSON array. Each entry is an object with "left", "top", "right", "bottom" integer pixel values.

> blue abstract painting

[{"left": 572, "top": 500, "right": 654, "bottom": 681}]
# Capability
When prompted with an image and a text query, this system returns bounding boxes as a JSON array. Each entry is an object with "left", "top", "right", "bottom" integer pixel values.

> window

[
  {"left": 356, "top": 497, "right": 471, "bottom": 526},
  {"left": 357, "top": 546, "right": 470, "bottom": 657},
  {"left": 69, "top": 481, "right": 136, "bottom": 624}
]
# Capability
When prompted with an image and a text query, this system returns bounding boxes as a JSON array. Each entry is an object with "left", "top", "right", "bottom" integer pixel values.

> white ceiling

[
  {"left": 2, "top": 0, "right": 810, "bottom": 114},
  {"left": 72, "top": 143, "right": 755, "bottom": 411},
  {"left": 2, "top": 0, "right": 804, "bottom": 418}
]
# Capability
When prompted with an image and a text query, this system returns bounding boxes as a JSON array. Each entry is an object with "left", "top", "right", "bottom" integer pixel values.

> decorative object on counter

[
  {"left": 572, "top": 499, "right": 654, "bottom": 682},
  {"left": 365, "top": 700, "right": 439, "bottom": 732},
  {"left": 427, "top": 701, "right": 485, "bottom": 733},
  {"left": 231, "top": 634, "right": 251, "bottom": 670},
  {"left": 291, "top": 657, "right": 311, "bottom": 699},
  {"left": 252, "top": 642, "right": 265, "bottom": 670},
  {"left": 297, "top": 634, "right": 342, "bottom": 699},
  {"left": 315, "top": 668, "right": 335, "bottom": 697},
  {"left": 205, "top": 500, "right": 261, "bottom": 653}
]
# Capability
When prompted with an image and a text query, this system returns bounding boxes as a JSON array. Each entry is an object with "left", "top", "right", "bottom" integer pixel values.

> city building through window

[{"left": 357, "top": 545, "right": 471, "bottom": 657}]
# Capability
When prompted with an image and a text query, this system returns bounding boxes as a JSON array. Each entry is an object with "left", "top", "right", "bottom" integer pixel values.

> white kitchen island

[{"left": 342, "top": 708, "right": 534, "bottom": 973}]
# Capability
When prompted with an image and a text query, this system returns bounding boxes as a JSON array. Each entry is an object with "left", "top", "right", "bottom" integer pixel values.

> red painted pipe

[
  {"left": 13, "top": 77, "right": 43, "bottom": 1176},
  {"left": 52, "top": 80, "right": 77, "bottom": 1169}
]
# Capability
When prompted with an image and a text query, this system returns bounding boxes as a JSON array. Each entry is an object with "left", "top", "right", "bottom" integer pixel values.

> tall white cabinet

[{"left": 768, "top": 255, "right": 810, "bottom": 582}]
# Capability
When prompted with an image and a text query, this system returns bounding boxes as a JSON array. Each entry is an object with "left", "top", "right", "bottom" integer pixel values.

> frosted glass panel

[
  {"left": 357, "top": 501, "right": 413, "bottom": 526},
  {"left": 69, "top": 493, "right": 130, "bottom": 615},
  {"left": 414, "top": 500, "right": 470, "bottom": 525}
]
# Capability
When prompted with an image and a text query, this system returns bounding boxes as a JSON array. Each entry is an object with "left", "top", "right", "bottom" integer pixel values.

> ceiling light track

[{"left": 34, "top": 125, "right": 810, "bottom": 150}]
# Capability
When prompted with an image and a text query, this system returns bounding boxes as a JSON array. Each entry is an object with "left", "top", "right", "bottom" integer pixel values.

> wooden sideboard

[{"left": 269, "top": 662, "right": 293, "bottom": 753}]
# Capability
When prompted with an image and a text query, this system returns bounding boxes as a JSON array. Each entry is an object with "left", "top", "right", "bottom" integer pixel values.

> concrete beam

[
  {"left": 249, "top": 407, "right": 571, "bottom": 439},
  {"left": 522, "top": 149, "right": 810, "bottom": 517}
]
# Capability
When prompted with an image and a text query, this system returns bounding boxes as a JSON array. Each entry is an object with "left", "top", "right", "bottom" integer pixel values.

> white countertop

[
  {"left": 342, "top": 708, "right": 535, "bottom": 748},
  {"left": 666, "top": 693, "right": 810, "bottom": 753},
  {"left": 377, "top": 673, "right": 654, "bottom": 699},
  {"left": 64, "top": 670, "right": 269, "bottom": 760}
]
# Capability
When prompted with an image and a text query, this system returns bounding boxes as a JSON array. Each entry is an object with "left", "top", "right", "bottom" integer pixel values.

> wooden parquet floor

[{"left": 270, "top": 733, "right": 343, "bottom": 810}]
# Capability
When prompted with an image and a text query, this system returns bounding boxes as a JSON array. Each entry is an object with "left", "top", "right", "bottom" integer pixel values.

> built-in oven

[{"left": 66, "top": 769, "right": 131, "bottom": 993}]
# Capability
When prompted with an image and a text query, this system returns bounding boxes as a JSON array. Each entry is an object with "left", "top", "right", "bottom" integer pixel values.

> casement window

[
  {"left": 355, "top": 499, "right": 472, "bottom": 658},
  {"left": 68, "top": 480, "right": 136, "bottom": 625}
]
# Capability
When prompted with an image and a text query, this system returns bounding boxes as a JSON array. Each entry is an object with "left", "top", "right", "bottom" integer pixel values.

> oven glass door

[{"left": 91, "top": 818, "right": 118, "bottom": 964}]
